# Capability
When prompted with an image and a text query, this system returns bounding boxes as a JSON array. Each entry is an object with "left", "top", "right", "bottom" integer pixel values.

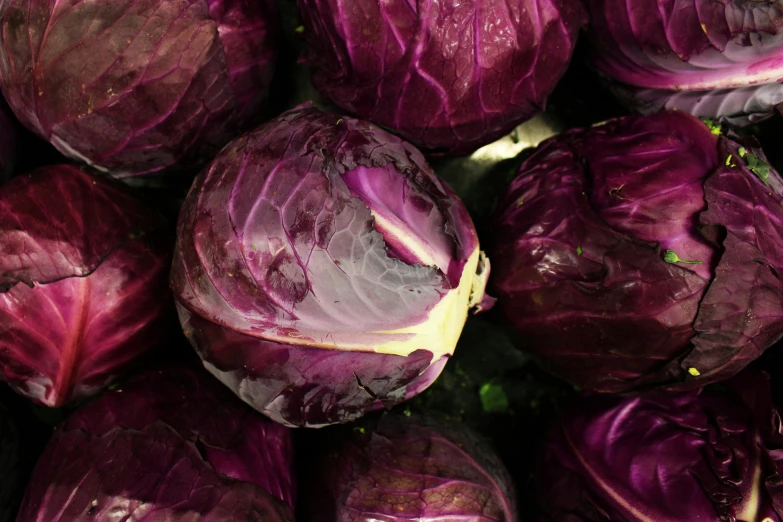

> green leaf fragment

[
  {"left": 738, "top": 147, "right": 747, "bottom": 157},
  {"left": 576, "top": 246, "right": 583, "bottom": 256},
  {"left": 663, "top": 250, "right": 702, "bottom": 265},
  {"left": 479, "top": 381, "right": 509, "bottom": 414},
  {"left": 294, "top": 26, "right": 305, "bottom": 34},
  {"left": 725, "top": 155, "right": 732, "bottom": 166},
  {"left": 703, "top": 119, "right": 722, "bottom": 135},
  {"left": 746, "top": 153, "right": 770, "bottom": 185}
]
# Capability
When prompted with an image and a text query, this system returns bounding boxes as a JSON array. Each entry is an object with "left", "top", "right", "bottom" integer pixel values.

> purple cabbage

[
  {"left": 539, "top": 372, "right": 783, "bottom": 521},
  {"left": 610, "top": 81, "right": 783, "bottom": 126},
  {"left": 490, "top": 111, "right": 783, "bottom": 392},
  {"left": 171, "top": 104, "right": 492, "bottom": 427},
  {"left": 17, "top": 366, "right": 295, "bottom": 522},
  {"left": 584, "top": 0, "right": 783, "bottom": 123},
  {"left": 0, "top": 0, "right": 278, "bottom": 177},
  {"left": 296, "top": 0, "right": 586, "bottom": 155},
  {"left": 306, "top": 412, "right": 517, "bottom": 521},
  {"left": 0, "top": 165, "right": 171, "bottom": 407}
]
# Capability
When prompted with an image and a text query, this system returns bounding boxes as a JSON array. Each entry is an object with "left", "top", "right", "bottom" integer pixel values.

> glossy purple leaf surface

[
  {"left": 539, "top": 372, "right": 783, "bottom": 521},
  {"left": 307, "top": 412, "right": 518, "bottom": 521},
  {"left": 610, "top": 79, "right": 783, "bottom": 126},
  {"left": 491, "top": 111, "right": 783, "bottom": 392},
  {"left": 297, "top": 0, "right": 586, "bottom": 155},
  {"left": 0, "top": 0, "right": 278, "bottom": 176},
  {"left": 17, "top": 366, "right": 295, "bottom": 522},
  {"left": 584, "top": 0, "right": 783, "bottom": 91},
  {"left": 0, "top": 165, "right": 171, "bottom": 407},
  {"left": 584, "top": 0, "right": 783, "bottom": 123},
  {"left": 171, "top": 104, "right": 489, "bottom": 426}
]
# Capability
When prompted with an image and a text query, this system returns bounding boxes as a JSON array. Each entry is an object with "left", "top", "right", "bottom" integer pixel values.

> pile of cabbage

[{"left": 2, "top": 0, "right": 783, "bottom": 521}]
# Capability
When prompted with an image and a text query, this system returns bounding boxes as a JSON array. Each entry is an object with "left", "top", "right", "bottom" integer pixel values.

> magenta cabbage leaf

[
  {"left": 584, "top": 0, "right": 783, "bottom": 124},
  {"left": 297, "top": 0, "right": 586, "bottom": 155},
  {"left": 0, "top": 165, "right": 171, "bottom": 407},
  {"left": 306, "top": 412, "right": 517, "bottom": 521},
  {"left": 539, "top": 371, "right": 783, "bottom": 521},
  {"left": 0, "top": 0, "right": 278, "bottom": 177},
  {"left": 16, "top": 366, "right": 295, "bottom": 522},
  {"left": 171, "top": 104, "right": 492, "bottom": 427},
  {"left": 616, "top": 81, "right": 783, "bottom": 126},
  {"left": 491, "top": 111, "right": 783, "bottom": 392}
]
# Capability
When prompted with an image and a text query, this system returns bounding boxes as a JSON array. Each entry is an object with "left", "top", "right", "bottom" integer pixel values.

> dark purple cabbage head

[
  {"left": 171, "top": 104, "right": 492, "bottom": 427},
  {"left": 491, "top": 110, "right": 783, "bottom": 392},
  {"left": 0, "top": 397, "right": 20, "bottom": 522},
  {"left": 0, "top": 0, "right": 278, "bottom": 177},
  {"left": 539, "top": 372, "right": 783, "bottom": 521},
  {"left": 0, "top": 165, "right": 171, "bottom": 407},
  {"left": 305, "top": 412, "right": 517, "bottom": 521},
  {"left": 17, "top": 366, "right": 295, "bottom": 522},
  {"left": 584, "top": 0, "right": 783, "bottom": 123},
  {"left": 297, "top": 0, "right": 586, "bottom": 155}
]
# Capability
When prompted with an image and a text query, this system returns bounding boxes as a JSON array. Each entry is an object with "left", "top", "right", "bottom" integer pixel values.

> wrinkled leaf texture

[
  {"left": 172, "top": 104, "right": 483, "bottom": 427},
  {"left": 297, "top": 0, "right": 586, "bottom": 154},
  {"left": 0, "top": 0, "right": 278, "bottom": 176},
  {"left": 307, "top": 412, "right": 518, "bottom": 521},
  {"left": 584, "top": 0, "right": 783, "bottom": 91},
  {"left": 491, "top": 111, "right": 783, "bottom": 392},
  {"left": 17, "top": 366, "right": 295, "bottom": 522},
  {"left": 610, "top": 80, "right": 783, "bottom": 126}
]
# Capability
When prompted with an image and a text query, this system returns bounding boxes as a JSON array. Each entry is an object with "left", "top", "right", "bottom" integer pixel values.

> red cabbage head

[
  {"left": 0, "top": 0, "right": 278, "bottom": 177},
  {"left": 491, "top": 111, "right": 783, "bottom": 392},
  {"left": 296, "top": 0, "right": 586, "bottom": 155},
  {"left": 0, "top": 165, "right": 171, "bottom": 407},
  {"left": 17, "top": 366, "right": 296, "bottom": 522},
  {"left": 584, "top": 0, "right": 783, "bottom": 123},
  {"left": 171, "top": 104, "right": 492, "bottom": 427},
  {"left": 305, "top": 412, "right": 518, "bottom": 521},
  {"left": 539, "top": 372, "right": 783, "bottom": 521}
]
